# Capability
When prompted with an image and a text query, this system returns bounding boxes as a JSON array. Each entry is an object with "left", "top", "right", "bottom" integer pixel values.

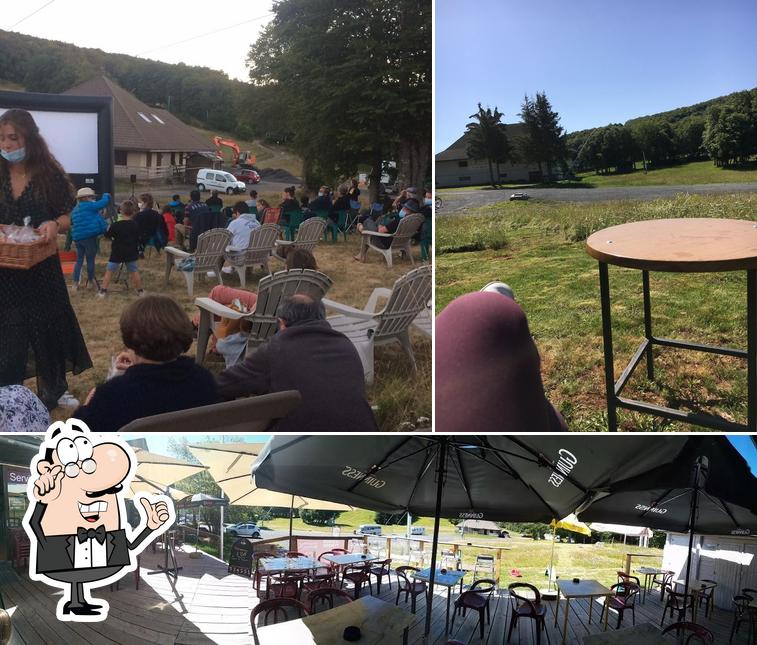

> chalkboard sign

[{"left": 228, "top": 538, "right": 254, "bottom": 577}]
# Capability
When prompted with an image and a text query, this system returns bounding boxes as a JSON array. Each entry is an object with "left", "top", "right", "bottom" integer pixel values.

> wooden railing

[{"left": 624, "top": 551, "right": 663, "bottom": 575}]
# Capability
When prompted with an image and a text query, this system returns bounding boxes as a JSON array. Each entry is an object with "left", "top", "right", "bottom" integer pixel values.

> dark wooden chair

[
  {"left": 729, "top": 595, "right": 754, "bottom": 643},
  {"left": 250, "top": 598, "right": 309, "bottom": 645},
  {"left": 660, "top": 590, "right": 694, "bottom": 627},
  {"left": 605, "top": 582, "right": 640, "bottom": 629},
  {"left": 661, "top": 621, "right": 714, "bottom": 644},
  {"left": 395, "top": 565, "right": 426, "bottom": 613},
  {"left": 507, "top": 582, "right": 548, "bottom": 645},
  {"left": 307, "top": 587, "right": 353, "bottom": 614},
  {"left": 451, "top": 578, "right": 496, "bottom": 640},
  {"left": 368, "top": 558, "right": 393, "bottom": 594},
  {"left": 340, "top": 563, "right": 373, "bottom": 599},
  {"left": 652, "top": 570, "right": 674, "bottom": 602}
]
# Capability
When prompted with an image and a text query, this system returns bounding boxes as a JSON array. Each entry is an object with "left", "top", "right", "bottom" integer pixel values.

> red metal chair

[
  {"left": 265, "top": 574, "right": 301, "bottom": 600},
  {"left": 250, "top": 598, "right": 308, "bottom": 645},
  {"left": 605, "top": 582, "right": 640, "bottom": 629},
  {"left": 340, "top": 562, "right": 374, "bottom": 599},
  {"left": 368, "top": 558, "right": 393, "bottom": 594},
  {"left": 307, "top": 587, "right": 354, "bottom": 614},
  {"left": 660, "top": 590, "right": 694, "bottom": 627},
  {"left": 507, "top": 583, "right": 548, "bottom": 645},
  {"left": 395, "top": 566, "right": 426, "bottom": 614},
  {"left": 661, "top": 621, "right": 714, "bottom": 644},
  {"left": 451, "top": 578, "right": 496, "bottom": 640},
  {"left": 302, "top": 570, "right": 337, "bottom": 595},
  {"left": 12, "top": 532, "right": 30, "bottom": 571},
  {"left": 616, "top": 570, "right": 641, "bottom": 586}
]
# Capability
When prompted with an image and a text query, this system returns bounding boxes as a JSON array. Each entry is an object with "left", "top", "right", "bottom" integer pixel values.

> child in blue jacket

[{"left": 71, "top": 187, "right": 111, "bottom": 290}]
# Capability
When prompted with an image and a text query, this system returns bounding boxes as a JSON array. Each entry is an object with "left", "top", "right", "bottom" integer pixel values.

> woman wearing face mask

[{"left": 0, "top": 109, "right": 92, "bottom": 410}]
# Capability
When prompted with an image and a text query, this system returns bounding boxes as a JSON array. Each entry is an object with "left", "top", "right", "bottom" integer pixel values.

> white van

[
  {"left": 354, "top": 524, "right": 382, "bottom": 536},
  {"left": 409, "top": 526, "right": 425, "bottom": 536},
  {"left": 196, "top": 168, "right": 246, "bottom": 194}
]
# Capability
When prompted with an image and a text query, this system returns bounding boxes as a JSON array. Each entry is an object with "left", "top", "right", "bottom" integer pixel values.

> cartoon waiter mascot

[{"left": 22, "top": 419, "right": 174, "bottom": 622}]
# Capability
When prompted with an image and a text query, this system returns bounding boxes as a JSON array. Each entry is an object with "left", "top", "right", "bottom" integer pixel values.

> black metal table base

[{"left": 598, "top": 262, "right": 755, "bottom": 432}]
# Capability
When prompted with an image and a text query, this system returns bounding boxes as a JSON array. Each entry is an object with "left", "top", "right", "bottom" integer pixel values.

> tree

[
  {"left": 374, "top": 511, "right": 418, "bottom": 525},
  {"left": 246, "top": 0, "right": 431, "bottom": 198},
  {"left": 465, "top": 103, "right": 511, "bottom": 187},
  {"left": 518, "top": 92, "right": 566, "bottom": 182},
  {"left": 300, "top": 509, "right": 342, "bottom": 526}
]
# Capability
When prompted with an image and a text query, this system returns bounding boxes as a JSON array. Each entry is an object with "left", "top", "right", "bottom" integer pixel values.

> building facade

[{"left": 0, "top": 436, "right": 41, "bottom": 564}]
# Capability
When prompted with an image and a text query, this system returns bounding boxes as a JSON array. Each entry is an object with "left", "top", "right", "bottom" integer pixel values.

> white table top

[
  {"left": 321, "top": 553, "right": 379, "bottom": 566},
  {"left": 259, "top": 556, "right": 318, "bottom": 573},
  {"left": 255, "top": 595, "right": 414, "bottom": 644},
  {"left": 635, "top": 567, "right": 666, "bottom": 575},
  {"left": 413, "top": 568, "right": 466, "bottom": 587}
]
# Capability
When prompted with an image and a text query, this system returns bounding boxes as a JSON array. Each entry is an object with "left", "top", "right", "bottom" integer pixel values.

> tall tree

[
  {"left": 465, "top": 103, "right": 510, "bottom": 187},
  {"left": 518, "top": 92, "right": 566, "bottom": 182}
]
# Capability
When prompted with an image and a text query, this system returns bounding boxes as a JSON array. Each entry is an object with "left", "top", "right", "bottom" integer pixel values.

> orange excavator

[{"left": 213, "top": 136, "right": 257, "bottom": 168}]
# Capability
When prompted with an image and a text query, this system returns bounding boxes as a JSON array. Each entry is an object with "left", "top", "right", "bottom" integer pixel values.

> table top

[
  {"left": 585, "top": 218, "right": 757, "bottom": 272},
  {"left": 413, "top": 568, "right": 466, "bottom": 587},
  {"left": 255, "top": 595, "right": 414, "bottom": 644},
  {"left": 259, "top": 556, "right": 318, "bottom": 573},
  {"left": 321, "top": 553, "right": 379, "bottom": 566},
  {"left": 635, "top": 567, "right": 666, "bottom": 575},
  {"left": 673, "top": 578, "right": 717, "bottom": 591},
  {"left": 582, "top": 622, "right": 666, "bottom": 644},
  {"left": 557, "top": 579, "right": 612, "bottom": 598}
]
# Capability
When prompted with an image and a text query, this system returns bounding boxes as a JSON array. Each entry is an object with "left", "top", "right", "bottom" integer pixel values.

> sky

[
  {"left": 435, "top": 0, "right": 757, "bottom": 151},
  {"left": 3, "top": 1, "right": 276, "bottom": 82}
]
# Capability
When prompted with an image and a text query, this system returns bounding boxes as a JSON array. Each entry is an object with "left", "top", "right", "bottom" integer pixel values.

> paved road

[{"left": 438, "top": 181, "right": 757, "bottom": 214}]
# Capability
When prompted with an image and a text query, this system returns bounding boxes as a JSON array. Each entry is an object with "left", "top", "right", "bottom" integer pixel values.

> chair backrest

[
  {"left": 318, "top": 551, "right": 335, "bottom": 563},
  {"left": 373, "top": 265, "right": 433, "bottom": 341},
  {"left": 308, "top": 587, "right": 353, "bottom": 614},
  {"left": 743, "top": 587, "right": 757, "bottom": 598},
  {"left": 470, "top": 578, "right": 497, "bottom": 595},
  {"left": 331, "top": 548, "right": 348, "bottom": 555},
  {"left": 293, "top": 217, "right": 327, "bottom": 252},
  {"left": 660, "top": 622, "right": 714, "bottom": 644},
  {"left": 262, "top": 207, "right": 282, "bottom": 225},
  {"left": 396, "top": 565, "right": 419, "bottom": 590},
  {"left": 193, "top": 228, "right": 233, "bottom": 271},
  {"left": 286, "top": 551, "right": 307, "bottom": 558},
  {"left": 343, "top": 562, "right": 371, "bottom": 578},
  {"left": 611, "top": 582, "right": 640, "bottom": 605},
  {"left": 666, "top": 590, "right": 693, "bottom": 609},
  {"left": 371, "top": 558, "right": 392, "bottom": 574},
  {"left": 243, "top": 223, "right": 280, "bottom": 264},
  {"left": 508, "top": 582, "right": 541, "bottom": 617},
  {"left": 387, "top": 213, "right": 423, "bottom": 249},
  {"left": 251, "top": 598, "right": 309, "bottom": 643},
  {"left": 616, "top": 571, "right": 641, "bottom": 586},
  {"left": 284, "top": 210, "right": 304, "bottom": 228},
  {"left": 733, "top": 595, "right": 751, "bottom": 618},
  {"left": 245, "top": 268, "right": 333, "bottom": 350}
]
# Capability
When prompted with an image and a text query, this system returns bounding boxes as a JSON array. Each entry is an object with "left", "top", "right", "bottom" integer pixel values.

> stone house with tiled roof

[{"left": 63, "top": 76, "right": 216, "bottom": 181}]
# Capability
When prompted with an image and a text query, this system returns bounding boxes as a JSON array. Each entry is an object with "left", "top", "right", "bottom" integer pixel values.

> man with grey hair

[{"left": 215, "top": 294, "right": 378, "bottom": 432}]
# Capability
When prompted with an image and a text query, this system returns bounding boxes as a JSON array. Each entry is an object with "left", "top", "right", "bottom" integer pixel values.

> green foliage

[
  {"left": 466, "top": 103, "right": 511, "bottom": 187},
  {"left": 300, "top": 509, "right": 342, "bottom": 526},
  {"left": 374, "top": 511, "right": 417, "bottom": 525},
  {"left": 702, "top": 92, "right": 757, "bottom": 166},
  {"left": 519, "top": 92, "right": 566, "bottom": 181}
]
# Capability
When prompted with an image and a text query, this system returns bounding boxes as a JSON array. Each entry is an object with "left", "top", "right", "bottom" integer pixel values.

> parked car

[
  {"left": 354, "top": 524, "right": 382, "bottom": 536},
  {"left": 409, "top": 526, "right": 425, "bottom": 536},
  {"left": 225, "top": 522, "right": 261, "bottom": 538},
  {"left": 232, "top": 168, "right": 260, "bottom": 184},
  {"left": 196, "top": 168, "right": 246, "bottom": 194},
  {"left": 509, "top": 192, "right": 530, "bottom": 201}
]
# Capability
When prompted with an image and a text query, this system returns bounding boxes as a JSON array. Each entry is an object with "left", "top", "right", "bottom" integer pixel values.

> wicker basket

[{"left": 0, "top": 224, "right": 58, "bottom": 269}]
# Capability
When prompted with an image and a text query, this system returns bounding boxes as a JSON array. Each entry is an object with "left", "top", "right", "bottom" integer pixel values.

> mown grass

[
  {"left": 436, "top": 192, "right": 757, "bottom": 431},
  {"left": 45, "top": 217, "right": 430, "bottom": 430},
  {"left": 577, "top": 159, "right": 757, "bottom": 187}
]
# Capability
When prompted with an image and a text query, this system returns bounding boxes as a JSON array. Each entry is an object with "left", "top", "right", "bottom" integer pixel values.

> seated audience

[
  {"left": 354, "top": 197, "right": 420, "bottom": 261},
  {"left": 223, "top": 201, "right": 261, "bottom": 274},
  {"left": 74, "top": 295, "right": 219, "bottom": 432},
  {"left": 216, "top": 294, "right": 378, "bottom": 432},
  {"left": 245, "top": 189, "right": 258, "bottom": 211},
  {"left": 134, "top": 193, "right": 168, "bottom": 254},
  {"left": 306, "top": 186, "right": 332, "bottom": 216},
  {"left": 0, "top": 385, "right": 51, "bottom": 432},
  {"left": 279, "top": 186, "right": 300, "bottom": 213},
  {"left": 330, "top": 186, "right": 351, "bottom": 223},
  {"left": 185, "top": 189, "right": 223, "bottom": 251}
]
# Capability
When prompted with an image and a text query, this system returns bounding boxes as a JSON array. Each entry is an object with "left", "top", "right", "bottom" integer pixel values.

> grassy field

[
  {"left": 437, "top": 191, "right": 757, "bottom": 431},
  {"left": 46, "top": 219, "right": 430, "bottom": 430},
  {"left": 577, "top": 160, "right": 757, "bottom": 187}
]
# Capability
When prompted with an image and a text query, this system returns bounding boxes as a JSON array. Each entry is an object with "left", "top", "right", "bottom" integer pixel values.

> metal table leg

[
  {"left": 642, "top": 270, "right": 654, "bottom": 380},
  {"left": 599, "top": 262, "right": 618, "bottom": 431},
  {"left": 748, "top": 269, "right": 756, "bottom": 432}
]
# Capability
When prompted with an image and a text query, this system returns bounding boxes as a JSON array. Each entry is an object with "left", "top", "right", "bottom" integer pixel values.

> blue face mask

[
  {"left": 399, "top": 209, "right": 408, "bottom": 219},
  {"left": 1, "top": 147, "right": 26, "bottom": 164},
  {"left": 424, "top": 198, "right": 432, "bottom": 206}
]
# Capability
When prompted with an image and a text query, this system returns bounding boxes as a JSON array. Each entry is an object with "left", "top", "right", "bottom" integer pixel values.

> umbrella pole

[
  {"left": 289, "top": 495, "right": 295, "bottom": 552},
  {"left": 424, "top": 437, "right": 447, "bottom": 639},
  {"left": 548, "top": 524, "right": 557, "bottom": 590},
  {"left": 220, "top": 505, "right": 224, "bottom": 562},
  {"left": 683, "top": 457, "right": 705, "bottom": 613}
]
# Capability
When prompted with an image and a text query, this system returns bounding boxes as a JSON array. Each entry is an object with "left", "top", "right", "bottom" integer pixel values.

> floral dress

[
  {"left": 0, "top": 385, "right": 51, "bottom": 432},
  {"left": 0, "top": 170, "right": 92, "bottom": 408}
]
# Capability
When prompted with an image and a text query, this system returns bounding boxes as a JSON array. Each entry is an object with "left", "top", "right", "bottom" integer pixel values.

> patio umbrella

[
  {"left": 251, "top": 434, "right": 696, "bottom": 636},
  {"left": 132, "top": 447, "right": 207, "bottom": 491},
  {"left": 577, "top": 436, "right": 757, "bottom": 607},
  {"left": 588, "top": 523, "right": 652, "bottom": 546},
  {"left": 545, "top": 513, "right": 592, "bottom": 590}
]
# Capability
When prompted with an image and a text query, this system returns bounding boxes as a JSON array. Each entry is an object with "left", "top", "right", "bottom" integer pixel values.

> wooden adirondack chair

[
  {"left": 224, "top": 223, "right": 279, "bottom": 288},
  {"left": 359, "top": 213, "right": 423, "bottom": 267},
  {"left": 273, "top": 217, "right": 327, "bottom": 261},
  {"left": 194, "top": 268, "right": 333, "bottom": 364},
  {"left": 164, "top": 228, "right": 232, "bottom": 296},
  {"left": 323, "top": 265, "right": 432, "bottom": 385}
]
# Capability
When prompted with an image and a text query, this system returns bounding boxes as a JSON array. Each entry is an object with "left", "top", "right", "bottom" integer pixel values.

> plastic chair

[
  {"left": 696, "top": 579, "right": 717, "bottom": 619},
  {"left": 164, "top": 228, "right": 232, "bottom": 296},
  {"left": 281, "top": 210, "right": 304, "bottom": 241},
  {"left": 307, "top": 587, "right": 353, "bottom": 614},
  {"left": 261, "top": 207, "right": 282, "bottom": 225},
  {"left": 729, "top": 595, "right": 754, "bottom": 643},
  {"left": 661, "top": 621, "right": 714, "bottom": 644},
  {"left": 340, "top": 563, "right": 373, "bottom": 599},
  {"left": 252, "top": 551, "right": 277, "bottom": 591},
  {"left": 265, "top": 574, "right": 301, "bottom": 600},
  {"left": 652, "top": 570, "right": 674, "bottom": 602},
  {"left": 223, "top": 223, "right": 279, "bottom": 288},
  {"left": 507, "top": 582, "right": 548, "bottom": 644},
  {"left": 250, "top": 598, "right": 309, "bottom": 645},
  {"left": 605, "top": 582, "right": 640, "bottom": 629},
  {"left": 660, "top": 590, "right": 694, "bottom": 627},
  {"left": 359, "top": 212, "right": 423, "bottom": 267},
  {"left": 452, "top": 578, "right": 496, "bottom": 640},
  {"left": 272, "top": 217, "right": 327, "bottom": 261},
  {"left": 473, "top": 554, "right": 496, "bottom": 581},
  {"left": 368, "top": 558, "right": 393, "bottom": 594},
  {"left": 395, "top": 566, "right": 426, "bottom": 613}
]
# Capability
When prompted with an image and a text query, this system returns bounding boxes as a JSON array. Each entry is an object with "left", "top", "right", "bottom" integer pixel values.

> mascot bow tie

[{"left": 77, "top": 525, "right": 106, "bottom": 544}]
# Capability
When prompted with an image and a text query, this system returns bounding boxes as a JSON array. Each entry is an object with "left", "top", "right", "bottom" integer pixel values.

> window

[
  {"left": 170, "top": 152, "right": 176, "bottom": 165},
  {"left": 146, "top": 152, "right": 152, "bottom": 168},
  {"left": 137, "top": 112, "right": 152, "bottom": 123},
  {"left": 151, "top": 113, "right": 165, "bottom": 124},
  {"left": 458, "top": 160, "right": 468, "bottom": 167},
  {"left": 114, "top": 150, "right": 127, "bottom": 166},
  {"left": 459, "top": 176, "right": 471, "bottom": 181},
  {"left": 156, "top": 153, "right": 162, "bottom": 167}
]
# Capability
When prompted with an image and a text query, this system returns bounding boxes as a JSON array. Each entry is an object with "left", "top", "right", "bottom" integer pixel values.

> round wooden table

[{"left": 586, "top": 218, "right": 757, "bottom": 432}]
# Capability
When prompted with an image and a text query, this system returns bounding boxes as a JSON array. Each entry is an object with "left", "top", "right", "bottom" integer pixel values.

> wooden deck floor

[{"left": 1, "top": 550, "right": 753, "bottom": 645}]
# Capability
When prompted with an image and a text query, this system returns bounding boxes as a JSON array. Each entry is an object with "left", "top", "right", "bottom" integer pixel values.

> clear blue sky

[{"left": 435, "top": 0, "right": 757, "bottom": 152}]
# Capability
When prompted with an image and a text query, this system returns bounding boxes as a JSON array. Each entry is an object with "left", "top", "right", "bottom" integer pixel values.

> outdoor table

[
  {"left": 582, "top": 622, "right": 667, "bottom": 644},
  {"left": 412, "top": 568, "right": 467, "bottom": 634},
  {"left": 672, "top": 578, "right": 717, "bottom": 622},
  {"left": 554, "top": 579, "right": 612, "bottom": 645},
  {"left": 634, "top": 566, "right": 666, "bottom": 603},
  {"left": 259, "top": 556, "right": 319, "bottom": 575},
  {"left": 255, "top": 595, "right": 414, "bottom": 644},
  {"left": 586, "top": 218, "right": 757, "bottom": 432},
  {"left": 322, "top": 552, "right": 380, "bottom": 590}
]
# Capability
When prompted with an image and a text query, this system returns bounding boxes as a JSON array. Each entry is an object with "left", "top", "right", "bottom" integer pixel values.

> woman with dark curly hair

[{"left": 0, "top": 109, "right": 92, "bottom": 410}]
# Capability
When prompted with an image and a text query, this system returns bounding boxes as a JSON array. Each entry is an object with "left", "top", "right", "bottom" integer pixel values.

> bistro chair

[
  {"left": 473, "top": 554, "right": 496, "bottom": 581},
  {"left": 302, "top": 570, "right": 337, "bottom": 596},
  {"left": 265, "top": 574, "right": 301, "bottom": 601},
  {"left": 605, "top": 582, "right": 640, "bottom": 629},
  {"left": 696, "top": 579, "right": 717, "bottom": 619},
  {"left": 616, "top": 570, "right": 641, "bottom": 586},
  {"left": 368, "top": 558, "right": 393, "bottom": 594},
  {"left": 507, "top": 582, "right": 548, "bottom": 645},
  {"left": 286, "top": 551, "right": 308, "bottom": 558},
  {"left": 395, "top": 566, "right": 426, "bottom": 614},
  {"left": 308, "top": 587, "right": 353, "bottom": 614},
  {"left": 729, "top": 595, "right": 754, "bottom": 643},
  {"left": 743, "top": 587, "right": 757, "bottom": 599},
  {"left": 251, "top": 598, "right": 309, "bottom": 645},
  {"left": 451, "top": 578, "right": 496, "bottom": 640},
  {"left": 340, "top": 562, "right": 374, "bottom": 599},
  {"left": 661, "top": 621, "right": 714, "bottom": 644},
  {"left": 661, "top": 590, "right": 694, "bottom": 627},
  {"left": 252, "top": 551, "right": 277, "bottom": 591},
  {"left": 652, "top": 570, "right": 674, "bottom": 602}
]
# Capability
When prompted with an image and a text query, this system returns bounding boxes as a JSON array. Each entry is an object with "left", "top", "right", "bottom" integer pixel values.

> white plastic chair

[
  {"left": 224, "top": 223, "right": 279, "bottom": 288},
  {"left": 323, "top": 265, "right": 432, "bottom": 385},
  {"left": 164, "top": 228, "right": 231, "bottom": 296},
  {"left": 359, "top": 213, "right": 423, "bottom": 267},
  {"left": 272, "top": 217, "right": 327, "bottom": 261}
]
